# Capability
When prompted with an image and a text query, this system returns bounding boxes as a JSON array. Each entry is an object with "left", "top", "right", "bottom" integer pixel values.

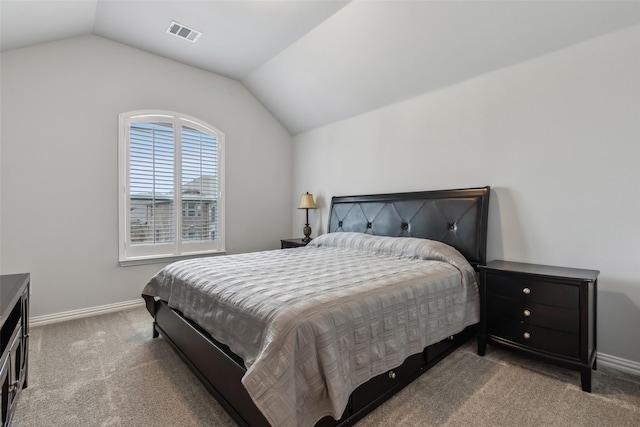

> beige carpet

[{"left": 13, "top": 306, "right": 640, "bottom": 426}]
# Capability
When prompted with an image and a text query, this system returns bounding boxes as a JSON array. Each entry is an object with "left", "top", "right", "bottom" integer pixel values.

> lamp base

[{"left": 302, "top": 225, "right": 312, "bottom": 242}]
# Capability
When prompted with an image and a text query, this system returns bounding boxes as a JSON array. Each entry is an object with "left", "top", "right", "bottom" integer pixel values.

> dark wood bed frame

[{"left": 143, "top": 186, "right": 490, "bottom": 426}]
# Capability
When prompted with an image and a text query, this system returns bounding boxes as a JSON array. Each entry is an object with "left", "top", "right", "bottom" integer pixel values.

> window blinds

[
  {"left": 129, "top": 122, "right": 175, "bottom": 245},
  {"left": 128, "top": 122, "right": 219, "bottom": 246},
  {"left": 120, "top": 111, "right": 224, "bottom": 263},
  {"left": 181, "top": 125, "right": 218, "bottom": 242}
]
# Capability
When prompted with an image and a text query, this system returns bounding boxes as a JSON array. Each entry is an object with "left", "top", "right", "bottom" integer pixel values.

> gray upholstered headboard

[{"left": 327, "top": 187, "right": 490, "bottom": 268}]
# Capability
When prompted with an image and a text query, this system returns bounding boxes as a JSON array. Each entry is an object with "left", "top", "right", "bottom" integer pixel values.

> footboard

[{"left": 143, "top": 295, "right": 476, "bottom": 427}]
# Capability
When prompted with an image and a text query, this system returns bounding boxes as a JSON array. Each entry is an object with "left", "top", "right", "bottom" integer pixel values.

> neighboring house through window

[{"left": 118, "top": 111, "right": 224, "bottom": 264}]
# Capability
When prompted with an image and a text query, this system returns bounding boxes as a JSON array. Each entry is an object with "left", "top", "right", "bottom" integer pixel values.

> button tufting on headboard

[{"left": 327, "top": 187, "right": 490, "bottom": 267}]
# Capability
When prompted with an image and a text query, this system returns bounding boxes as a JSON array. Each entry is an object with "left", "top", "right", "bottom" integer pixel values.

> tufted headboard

[{"left": 327, "top": 187, "right": 490, "bottom": 268}]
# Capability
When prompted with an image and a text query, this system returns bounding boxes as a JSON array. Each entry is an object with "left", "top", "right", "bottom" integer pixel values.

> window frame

[{"left": 118, "top": 110, "right": 225, "bottom": 265}]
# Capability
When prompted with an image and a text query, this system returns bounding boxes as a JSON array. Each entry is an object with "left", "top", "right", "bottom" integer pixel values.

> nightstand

[
  {"left": 478, "top": 260, "right": 599, "bottom": 392},
  {"left": 280, "top": 238, "right": 310, "bottom": 249}
]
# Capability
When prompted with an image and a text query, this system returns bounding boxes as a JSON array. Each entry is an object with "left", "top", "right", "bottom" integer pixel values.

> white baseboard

[
  {"left": 30, "top": 299, "right": 145, "bottom": 327},
  {"left": 598, "top": 352, "right": 640, "bottom": 377}
]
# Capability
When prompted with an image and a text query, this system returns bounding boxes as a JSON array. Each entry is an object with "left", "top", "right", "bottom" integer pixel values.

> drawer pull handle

[
  {"left": 523, "top": 287, "right": 531, "bottom": 295},
  {"left": 523, "top": 309, "right": 531, "bottom": 317},
  {"left": 523, "top": 332, "right": 531, "bottom": 339},
  {"left": 388, "top": 370, "right": 397, "bottom": 379}
]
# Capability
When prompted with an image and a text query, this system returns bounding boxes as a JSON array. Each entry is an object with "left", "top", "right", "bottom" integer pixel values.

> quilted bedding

[{"left": 142, "top": 232, "right": 480, "bottom": 427}]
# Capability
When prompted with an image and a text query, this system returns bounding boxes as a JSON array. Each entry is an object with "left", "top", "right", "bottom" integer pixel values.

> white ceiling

[{"left": 2, "top": 1, "right": 640, "bottom": 135}]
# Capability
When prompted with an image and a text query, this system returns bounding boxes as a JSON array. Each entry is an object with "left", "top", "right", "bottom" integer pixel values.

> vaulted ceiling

[{"left": 2, "top": 1, "right": 640, "bottom": 135}]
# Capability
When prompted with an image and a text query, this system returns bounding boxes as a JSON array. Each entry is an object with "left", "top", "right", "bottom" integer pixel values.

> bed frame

[{"left": 143, "top": 186, "right": 490, "bottom": 426}]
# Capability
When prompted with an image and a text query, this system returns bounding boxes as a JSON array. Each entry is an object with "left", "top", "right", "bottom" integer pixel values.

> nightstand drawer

[
  {"left": 488, "top": 321, "right": 579, "bottom": 358},
  {"left": 486, "top": 273, "right": 579, "bottom": 309},
  {"left": 487, "top": 296, "right": 579, "bottom": 333}
]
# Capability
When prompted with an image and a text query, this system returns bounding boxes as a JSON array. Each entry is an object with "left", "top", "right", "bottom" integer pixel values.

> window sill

[{"left": 119, "top": 251, "right": 226, "bottom": 267}]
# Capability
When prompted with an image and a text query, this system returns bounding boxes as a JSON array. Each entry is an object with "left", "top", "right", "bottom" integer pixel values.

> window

[{"left": 118, "top": 111, "right": 224, "bottom": 264}]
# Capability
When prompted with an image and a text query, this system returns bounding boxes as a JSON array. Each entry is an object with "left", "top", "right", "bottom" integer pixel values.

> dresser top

[
  {"left": 1, "top": 273, "right": 30, "bottom": 326},
  {"left": 481, "top": 260, "right": 599, "bottom": 282}
]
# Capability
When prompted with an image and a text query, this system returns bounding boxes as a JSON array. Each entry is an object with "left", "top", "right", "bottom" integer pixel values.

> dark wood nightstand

[
  {"left": 478, "top": 260, "right": 599, "bottom": 392},
  {"left": 280, "top": 238, "right": 310, "bottom": 249}
]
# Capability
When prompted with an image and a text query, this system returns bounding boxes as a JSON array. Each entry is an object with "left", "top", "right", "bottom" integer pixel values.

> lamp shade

[{"left": 297, "top": 192, "right": 317, "bottom": 210}]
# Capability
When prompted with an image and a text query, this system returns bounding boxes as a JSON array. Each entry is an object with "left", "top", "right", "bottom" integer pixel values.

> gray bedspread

[{"left": 142, "top": 232, "right": 480, "bottom": 427}]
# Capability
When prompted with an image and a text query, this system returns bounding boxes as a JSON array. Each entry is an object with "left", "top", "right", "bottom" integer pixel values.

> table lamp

[{"left": 297, "top": 192, "right": 317, "bottom": 242}]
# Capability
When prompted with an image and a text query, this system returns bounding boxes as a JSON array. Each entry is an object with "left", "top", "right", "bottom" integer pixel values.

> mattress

[{"left": 142, "top": 232, "right": 480, "bottom": 427}]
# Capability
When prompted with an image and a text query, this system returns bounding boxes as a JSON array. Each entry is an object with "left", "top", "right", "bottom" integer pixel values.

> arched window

[{"left": 118, "top": 111, "right": 224, "bottom": 264}]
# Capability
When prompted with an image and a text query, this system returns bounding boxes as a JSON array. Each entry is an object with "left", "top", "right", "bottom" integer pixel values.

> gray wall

[
  {"left": 1, "top": 35, "right": 293, "bottom": 317},
  {"left": 292, "top": 25, "right": 640, "bottom": 363}
]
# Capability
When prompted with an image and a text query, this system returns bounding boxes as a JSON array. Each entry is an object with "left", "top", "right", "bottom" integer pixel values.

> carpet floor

[{"left": 12, "top": 306, "right": 640, "bottom": 426}]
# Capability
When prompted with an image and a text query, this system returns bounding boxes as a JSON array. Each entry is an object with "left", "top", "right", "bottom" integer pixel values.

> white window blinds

[
  {"left": 119, "top": 111, "right": 225, "bottom": 263},
  {"left": 129, "top": 122, "right": 175, "bottom": 245},
  {"left": 181, "top": 125, "right": 218, "bottom": 242}
]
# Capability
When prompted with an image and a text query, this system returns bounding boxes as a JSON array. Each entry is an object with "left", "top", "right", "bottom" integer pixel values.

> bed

[{"left": 142, "top": 186, "right": 490, "bottom": 427}]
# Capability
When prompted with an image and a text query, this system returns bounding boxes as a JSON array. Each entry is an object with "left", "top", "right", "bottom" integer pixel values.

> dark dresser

[
  {"left": 477, "top": 261, "right": 598, "bottom": 392},
  {"left": 1, "top": 273, "right": 30, "bottom": 427}
]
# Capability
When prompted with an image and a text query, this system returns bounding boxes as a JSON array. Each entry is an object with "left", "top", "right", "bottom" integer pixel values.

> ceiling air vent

[{"left": 166, "top": 21, "right": 202, "bottom": 43}]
